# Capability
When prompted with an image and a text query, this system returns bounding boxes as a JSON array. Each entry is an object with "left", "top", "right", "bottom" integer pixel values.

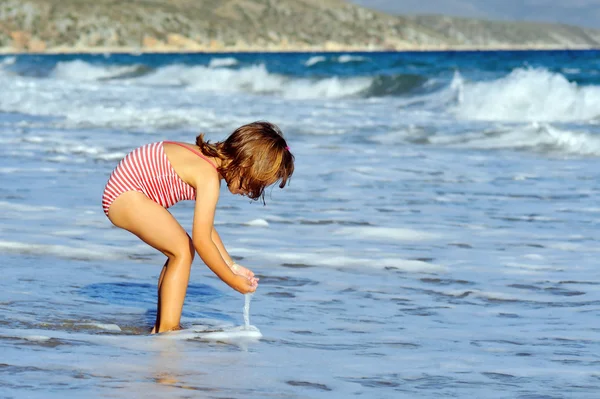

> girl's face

[
  {"left": 226, "top": 176, "right": 248, "bottom": 196},
  {"left": 226, "top": 174, "right": 277, "bottom": 197}
]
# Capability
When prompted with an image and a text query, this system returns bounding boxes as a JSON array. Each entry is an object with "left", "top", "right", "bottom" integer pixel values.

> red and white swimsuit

[{"left": 101, "top": 141, "right": 217, "bottom": 216}]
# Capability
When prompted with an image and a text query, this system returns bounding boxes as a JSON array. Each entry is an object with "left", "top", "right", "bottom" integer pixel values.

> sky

[{"left": 348, "top": 0, "right": 600, "bottom": 29}]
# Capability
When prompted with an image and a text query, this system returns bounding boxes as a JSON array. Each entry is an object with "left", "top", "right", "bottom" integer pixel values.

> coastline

[
  {"left": 2, "top": 0, "right": 599, "bottom": 58},
  {"left": 1, "top": 43, "right": 598, "bottom": 55}
]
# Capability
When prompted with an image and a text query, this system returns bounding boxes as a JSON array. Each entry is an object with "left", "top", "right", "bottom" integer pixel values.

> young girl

[{"left": 101, "top": 121, "right": 294, "bottom": 334}]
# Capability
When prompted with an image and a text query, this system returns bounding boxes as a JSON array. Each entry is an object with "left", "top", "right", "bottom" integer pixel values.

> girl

[{"left": 101, "top": 121, "right": 294, "bottom": 334}]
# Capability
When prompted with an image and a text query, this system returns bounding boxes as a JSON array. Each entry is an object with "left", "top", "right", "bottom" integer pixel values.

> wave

[
  {"left": 0, "top": 239, "right": 134, "bottom": 262},
  {"left": 372, "top": 122, "right": 600, "bottom": 157},
  {"left": 304, "top": 54, "right": 369, "bottom": 67},
  {"left": 119, "top": 63, "right": 372, "bottom": 99},
  {"left": 458, "top": 123, "right": 600, "bottom": 157},
  {"left": 208, "top": 57, "right": 239, "bottom": 68},
  {"left": 48, "top": 60, "right": 369, "bottom": 98},
  {"left": 338, "top": 54, "right": 369, "bottom": 63},
  {"left": 48, "top": 60, "right": 428, "bottom": 99},
  {"left": 0, "top": 56, "right": 17, "bottom": 78},
  {"left": 11, "top": 59, "right": 600, "bottom": 111},
  {"left": 305, "top": 56, "right": 327, "bottom": 67},
  {"left": 361, "top": 74, "right": 429, "bottom": 97},
  {"left": 52, "top": 60, "right": 149, "bottom": 81},
  {"left": 0, "top": 56, "right": 16, "bottom": 66},
  {"left": 452, "top": 68, "right": 600, "bottom": 122}
]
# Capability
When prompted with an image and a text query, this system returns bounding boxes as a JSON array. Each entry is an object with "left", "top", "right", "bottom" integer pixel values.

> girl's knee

[
  {"left": 166, "top": 252, "right": 193, "bottom": 266},
  {"left": 165, "top": 239, "right": 195, "bottom": 264}
]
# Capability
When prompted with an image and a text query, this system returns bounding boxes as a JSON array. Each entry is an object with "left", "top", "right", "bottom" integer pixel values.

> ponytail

[{"left": 195, "top": 133, "right": 222, "bottom": 159}]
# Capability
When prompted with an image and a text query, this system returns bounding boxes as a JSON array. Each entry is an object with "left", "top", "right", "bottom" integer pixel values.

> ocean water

[{"left": 1, "top": 50, "right": 600, "bottom": 398}]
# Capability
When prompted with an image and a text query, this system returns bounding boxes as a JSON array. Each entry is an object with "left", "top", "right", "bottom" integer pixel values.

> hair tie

[{"left": 285, "top": 146, "right": 290, "bottom": 151}]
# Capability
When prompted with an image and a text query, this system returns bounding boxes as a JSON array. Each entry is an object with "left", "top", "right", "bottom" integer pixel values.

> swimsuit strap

[{"left": 163, "top": 141, "right": 218, "bottom": 171}]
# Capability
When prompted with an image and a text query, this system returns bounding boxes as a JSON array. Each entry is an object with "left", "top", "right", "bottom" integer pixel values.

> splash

[{"left": 243, "top": 293, "right": 252, "bottom": 329}]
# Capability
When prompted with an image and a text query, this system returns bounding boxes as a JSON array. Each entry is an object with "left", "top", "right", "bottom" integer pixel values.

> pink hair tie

[{"left": 285, "top": 146, "right": 290, "bottom": 151}]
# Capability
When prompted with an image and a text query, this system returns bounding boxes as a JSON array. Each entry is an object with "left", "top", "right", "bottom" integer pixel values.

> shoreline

[{"left": 1, "top": 44, "right": 599, "bottom": 56}]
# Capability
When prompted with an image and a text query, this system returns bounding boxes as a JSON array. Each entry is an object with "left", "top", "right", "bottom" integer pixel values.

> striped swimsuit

[{"left": 101, "top": 141, "right": 217, "bottom": 216}]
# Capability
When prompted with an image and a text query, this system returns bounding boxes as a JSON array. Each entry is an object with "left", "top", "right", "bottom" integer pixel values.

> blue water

[{"left": 1, "top": 50, "right": 600, "bottom": 398}]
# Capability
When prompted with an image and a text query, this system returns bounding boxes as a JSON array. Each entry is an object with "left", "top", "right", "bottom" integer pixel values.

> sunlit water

[{"left": 1, "top": 51, "right": 599, "bottom": 398}]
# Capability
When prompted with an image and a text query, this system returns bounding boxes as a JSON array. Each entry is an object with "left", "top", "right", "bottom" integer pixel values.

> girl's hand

[
  {"left": 231, "top": 263, "right": 259, "bottom": 283},
  {"left": 229, "top": 274, "right": 258, "bottom": 294}
]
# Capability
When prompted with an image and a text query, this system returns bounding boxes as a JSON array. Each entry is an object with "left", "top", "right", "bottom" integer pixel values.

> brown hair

[{"left": 196, "top": 121, "right": 294, "bottom": 202}]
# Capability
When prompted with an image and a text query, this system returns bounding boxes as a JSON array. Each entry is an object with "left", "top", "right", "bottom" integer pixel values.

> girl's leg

[
  {"left": 151, "top": 261, "right": 168, "bottom": 334},
  {"left": 107, "top": 191, "right": 195, "bottom": 333}
]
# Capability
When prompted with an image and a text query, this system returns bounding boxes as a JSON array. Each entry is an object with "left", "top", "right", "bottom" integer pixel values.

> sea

[{"left": 0, "top": 50, "right": 599, "bottom": 398}]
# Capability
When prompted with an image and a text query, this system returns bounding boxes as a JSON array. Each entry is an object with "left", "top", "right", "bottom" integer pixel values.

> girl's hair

[{"left": 195, "top": 121, "right": 295, "bottom": 202}]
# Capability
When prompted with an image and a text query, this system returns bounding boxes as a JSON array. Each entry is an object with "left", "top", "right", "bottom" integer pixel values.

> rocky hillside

[
  {"left": 0, "top": 0, "right": 599, "bottom": 52},
  {"left": 406, "top": 15, "right": 600, "bottom": 47}
]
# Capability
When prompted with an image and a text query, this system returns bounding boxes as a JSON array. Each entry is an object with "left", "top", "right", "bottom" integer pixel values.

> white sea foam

[
  {"left": 282, "top": 75, "right": 371, "bottom": 99},
  {"left": 23, "top": 335, "right": 52, "bottom": 342},
  {"left": 430, "top": 123, "right": 600, "bottom": 156},
  {"left": 263, "top": 250, "right": 446, "bottom": 272},
  {"left": 1, "top": 53, "right": 599, "bottom": 399},
  {"left": 201, "top": 325, "right": 262, "bottom": 341},
  {"left": 334, "top": 227, "right": 440, "bottom": 241},
  {"left": 453, "top": 67, "right": 600, "bottom": 122},
  {"left": 0, "top": 62, "right": 370, "bottom": 132},
  {"left": 474, "top": 290, "right": 521, "bottom": 301},
  {"left": 0, "top": 328, "right": 149, "bottom": 351},
  {"left": 504, "top": 262, "right": 562, "bottom": 272},
  {"left": 44, "top": 143, "right": 125, "bottom": 162},
  {"left": 0, "top": 57, "right": 15, "bottom": 77},
  {"left": 338, "top": 55, "right": 368, "bottom": 63},
  {"left": 569, "top": 207, "right": 600, "bottom": 213},
  {"left": 208, "top": 57, "right": 239, "bottom": 68},
  {"left": 79, "top": 323, "right": 122, "bottom": 332},
  {"left": 0, "top": 56, "right": 16, "bottom": 66},
  {"left": 52, "top": 60, "right": 141, "bottom": 81},
  {"left": 95, "top": 151, "right": 128, "bottom": 161},
  {"left": 305, "top": 56, "right": 326, "bottom": 66},
  {"left": 546, "top": 242, "right": 593, "bottom": 251},
  {"left": 382, "top": 258, "right": 446, "bottom": 272},
  {"left": 513, "top": 174, "right": 538, "bottom": 181},
  {"left": 0, "top": 240, "right": 131, "bottom": 261},
  {"left": 168, "top": 295, "right": 263, "bottom": 342},
  {"left": 51, "top": 229, "right": 88, "bottom": 237},
  {"left": 0, "top": 80, "right": 221, "bottom": 129},
  {"left": 63, "top": 105, "right": 220, "bottom": 130},
  {"left": 50, "top": 144, "right": 102, "bottom": 156},
  {"left": 243, "top": 218, "right": 269, "bottom": 227},
  {"left": 110, "top": 62, "right": 370, "bottom": 99},
  {"left": 158, "top": 325, "right": 262, "bottom": 343},
  {"left": 138, "top": 63, "right": 284, "bottom": 91},
  {"left": 0, "top": 201, "right": 59, "bottom": 212}
]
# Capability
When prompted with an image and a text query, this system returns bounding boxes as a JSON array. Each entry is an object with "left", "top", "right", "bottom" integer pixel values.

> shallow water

[{"left": 1, "top": 50, "right": 599, "bottom": 398}]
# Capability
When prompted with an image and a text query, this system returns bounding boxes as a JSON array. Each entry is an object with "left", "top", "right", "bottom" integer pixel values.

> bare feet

[{"left": 150, "top": 324, "right": 182, "bottom": 334}]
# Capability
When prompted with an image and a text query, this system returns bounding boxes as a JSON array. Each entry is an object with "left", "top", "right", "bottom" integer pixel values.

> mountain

[
  {"left": 0, "top": 0, "right": 599, "bottom": 53},
  {"left": 348, "top": 0, "right": 600, "bottom": 30}
]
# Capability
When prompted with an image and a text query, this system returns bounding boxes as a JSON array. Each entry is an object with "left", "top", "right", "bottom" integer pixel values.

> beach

[
  {"left": 1, "top": 42, "right": 599, "bottom": 55},
  {"left": 1, "top": 50, "right": 600, "bottom": 398}
]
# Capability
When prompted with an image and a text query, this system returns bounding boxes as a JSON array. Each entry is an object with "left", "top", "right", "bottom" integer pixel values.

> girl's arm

[
  {"left": 212, "top": 226, "right": 257, "bottom": 280},
  {"left": 191, "top": 175, "right": 256, "bottom": 294},
  {"left": 211, "top": 227, "right": 234, "bottom": 266}
]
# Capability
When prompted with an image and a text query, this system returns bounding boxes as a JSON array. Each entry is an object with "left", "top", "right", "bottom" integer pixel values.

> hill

[{"left": 0, "top": 0, "right": 599, "bottom": 53}]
